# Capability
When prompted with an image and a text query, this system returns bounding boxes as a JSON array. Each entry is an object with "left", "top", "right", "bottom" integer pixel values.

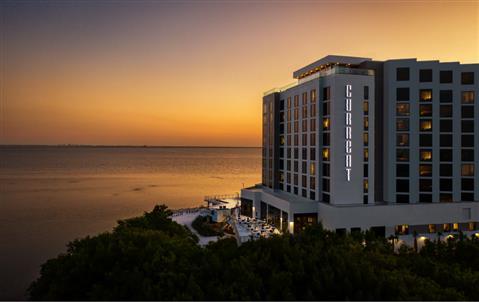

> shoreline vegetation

[{"left": 28, "top": 204, "right": 479, "bottom": 300}]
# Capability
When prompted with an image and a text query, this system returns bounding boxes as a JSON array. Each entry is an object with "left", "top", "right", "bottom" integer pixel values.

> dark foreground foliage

[
  {"left": 191, "top": 215, "right": 222, "bottom": 236},
  {"left": 29, "top": 205, "right": 479, "bottom": 300}
]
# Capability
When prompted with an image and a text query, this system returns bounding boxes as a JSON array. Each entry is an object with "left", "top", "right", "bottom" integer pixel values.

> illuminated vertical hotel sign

[{"left": 345, "top": 85, "right": 352, "bottom": 181}]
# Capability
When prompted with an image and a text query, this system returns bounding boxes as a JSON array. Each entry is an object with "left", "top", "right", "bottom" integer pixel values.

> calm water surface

[{"left": 0, "top": 146, "right": 261, "bottom": 299}]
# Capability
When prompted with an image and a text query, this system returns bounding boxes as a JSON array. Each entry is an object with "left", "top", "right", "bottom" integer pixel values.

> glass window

[
  {"left": 440, "top": 120, "right": 453, "bottom": 132},
  {"left": 396, "top": 194, "right": 409, "bottom": 204},
  {"left": 364, "top": 148, "right": 369, "bottom": 161},
  {"left": 462, "top": 178, "right": 474, "bottom": 191},
  {"left": 397, "top": 88, "right": 409, "bottom": 101},
  {"left": 396, "top": 68, "right": 410, "bottom": 81},
  {"left": 420, "top": 119, "right": 432, "bottom": 131},
  {"left": 440, "top": 90, "right": 453, "bottom": 103},
  {"left": 419, "top": 89, "right": 432, "bottom": 102},
  {"left": 396, "top": 118, "right": 409, "bottom": 131},
  {"left": 440, "top": 179, "right": 453, "bottom": 191},
  {"left": 363, "top": 133, "right": 369, "bottom": 146},
  {"left": 396, "top": 164, "right": 409, "bottom": 177},
  {"left": 440, "top": 150, "right": 453, "bottom": 162},
  {"left": 462, "top": 164, "right": 474, "bottom": 176},
  {"left": 420, "top": 134, "right": 432, "bottom": 147},
  {"left": 440, "top": 70, "right": 453, "bottom": 83},
  {"left": 461, "top": 72, "right": 474, "bottom": 85},
  {"left": 428, "top": 224, "right": 436, "bottom": 233},
  {"left": 322, "top": 178, "right": 330, "bottom": 192},
  {"left": 323, "top": 133, "right": 330, "bottom": 146},
  {"left": 440, "top": 105, "right": 453, "bottom": 118},
  {"left": 395, "top": 224, "right": 409, "bottom": 235},
  {"left": 419, "top": 69, "right": 432, "bottom": 82},
  {"left": 323, "top": 118, "right": 330, "bottom": 130},
  {"left": 462, "top": 149, "right": 474, "bottom": 161},
  {"left": 364, "top": 164, "right": 368, "bottom": 177},
  {"left": 419, "top": 164, "right": 432, "bottom": 177},
  {"left": 323, "top": 102, "right": 330, "bottom": 116},
  {"left": 310, "top": 177, "right": 315, "bottom": 190},
  {"left": 364, "top": 117, "right": 369, "bottom": 130},
  {"left": 364, "top": 86, "right": 369, "bottom": 100},
  {"left": 322, "top": 163, "right": 330, "bottom": 177},
  {"left": 440, "top": 193, "right": 453, "bottom": 203},
  {"left": 462, "top": 134, "right": 474, "bottom": 147},
  {"left": 397, "top": 134, "right": 409, "bottom": 146},
  {"left": 462, "top": 91, "right": 475, "bottom": 104},
  {"left": 396, "top": 149, "right": 409, "bottom": 162},
  {"left": 420, "top": 194, "right": 433, "bottom": 203},
  {"left": 323, "top": 87, "right": 330, "bottom": 101},
  {"left": 440, "top": 164, "right": 453, "bottom": 176},
  {"left": 363, "top": 100, "right": 369, "bottom": 115},
  {"left": 396, "top": 103, "right": 410, "bottom": 116},
  {"left": 440, "top": 134, "right": 452, "bottom": 147},
  {"left": 310, "top": 162, "right": 315, "bottom": 175},
  {"left": 396, "top": 179, "right": 409, "bottom": 193},
  {"left": 462, "top": 193, "right": 474, "bottom": 202},
  {"left": 310, "top": 148, "right": 316, "bottom": 161},
  {"left": 322, "top": 148, "right": 329, "bottom": 161},
  {"left": 420, "top": 179, "right": 432, "bottom": 192},
  {"left": 310, "top": 89, "right": 316, "bottom": 102},
  {"left": 420, "top": 104, "right": 432, "bottom": 116},
  {"left": 420, "top": 150, "right": 432, "bottom": 161},
  {"left": 462, "top": 106, "right": 474, "bottom": 118}
]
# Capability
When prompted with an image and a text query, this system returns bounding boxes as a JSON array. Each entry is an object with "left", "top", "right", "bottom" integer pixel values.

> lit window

[
  {"left": 322, "top": 148, "right": 329, "bottom": 161},
  {"left": 364, "top": 148, "right": 369, "bottom": 161},
  {"left": 396, "top": 118, "right": 409, "bottom": 131},
  {"left": 453, "top": 223, "right": 459, "bottom": 232},
  {"left": 420, "top": 120, "right": 432, "bottom": 131},
  {"left": 419, "top": 104, "right": 432, "bottom": 116},
  {"left": 395, "top": 224, "right": 409, "bottom": 235},
  {"left": 363, "top": 180, "right": 368, "bottom": 193},
  {"left": 419, "top": 89, "right": 432, "bottom": 102},
  {"left": 396, "top": 103, "right": 410, "bottom": 116},
  {"left": 420, "top": 150, "right": 432, "bottom": 161},
  {"left": 428, "top": 224, "right": 436, "bottom": 233},
  {"left": 364, "top": 117, "right": 369, "bottom": 130},
  {"left": 419, "top": 164, "right": 432, "bottom": 177},
  {"left": 323, "top": 118, "right": 330, "bottom": 130},
  {"left": 280, "top": 135, "right": 285, "bottom": 145},
  {"left": 443, "top": 223, "right": 451, "bottom": 232},
  {"left": 310, "top": 163, "right": 315, "bottom": 175},
  {"left": 462, "top": 91, "right": 475, "bottom": 104},
  {"left": 310, "top": 89, "right": 316, "bottom": 102},
  {"left": 363, "top": 133, "right": 368, "bottom": 146},
  {"left": 363, "top": 100, "right": 369, "bottom": 115},
  {"left": 397, "top": 134, "right": 409, "bottom": 146},
  {"left": 461, "top": 164, "right": 474, "bottom": 176}
]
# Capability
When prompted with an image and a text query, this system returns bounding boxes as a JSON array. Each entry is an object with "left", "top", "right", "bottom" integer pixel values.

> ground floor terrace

[{"left": 241, "top": 185, "right": 479, "bottom": 246}]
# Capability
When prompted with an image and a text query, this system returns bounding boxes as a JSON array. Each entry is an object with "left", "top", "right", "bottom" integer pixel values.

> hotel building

[{"left": 241, "top": 55, "right": 479, "bottom": 243}]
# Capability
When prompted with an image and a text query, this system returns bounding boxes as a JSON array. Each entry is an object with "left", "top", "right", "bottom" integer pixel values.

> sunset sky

[{"left": 2, "top": 1, "right": 478, "bottom": 147}]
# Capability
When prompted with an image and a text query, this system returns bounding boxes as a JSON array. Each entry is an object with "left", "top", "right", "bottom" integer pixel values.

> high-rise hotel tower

[{"left": 241, "top": 55, "right": 479, "bottom": 243}]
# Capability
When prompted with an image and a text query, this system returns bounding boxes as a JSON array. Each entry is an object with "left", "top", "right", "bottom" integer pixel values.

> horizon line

[{"left": 0, "top": 144, "right": 262, "bottom": 149}]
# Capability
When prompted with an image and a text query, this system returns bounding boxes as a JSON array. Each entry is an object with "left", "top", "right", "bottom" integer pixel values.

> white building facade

[{"left": 241, "top": 55, "right": 479, "bottom": 243}]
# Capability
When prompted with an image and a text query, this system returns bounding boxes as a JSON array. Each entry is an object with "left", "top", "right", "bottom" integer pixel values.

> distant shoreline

[{"left": 0, "top": 145, "right": 261, "bottom": 149}]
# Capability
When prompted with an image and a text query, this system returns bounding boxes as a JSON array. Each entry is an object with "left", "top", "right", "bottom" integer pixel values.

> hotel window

[
  {"left": 396, "top": 179, "right": 409, "bottom": 192},
  {"left": 311, "top": 89, "right": 316, "bottom": 102},
  {"left": 323, "top": 118, "right": 330, "bottom": 130},
  {"left": 396, "top": 194, "right": 409, "bottom": 204},
  {"left": 440, "top": 134, "right": 452, "bottom": 147},
  {"left": 396, "top": 118, "right": 409, "bottom": 131},
  {"left": 280, "top": 135, "right": 285, "bottom": 145},
  {"left": 302, "top": 189, "right": 307, "bottom": 198},
  {"left": 467, "top": 222, "right": 476, "bottom": 231},
  {"left": 294, "top": 134, "right": 299, "bottom": 145},
  {"left": 419, "top": 69, "right": 433, "bottom": 82},
  {"left": 420, "top": 120, "right": 432, "bottom": 131},
  {"left": 302, "top": 175, "right": 307, "bottom": 187},
  {"left": 323, "top": 163, "right": 330, "bottom": 177},
  {"left": 363, "top": 100, "right": 369, "bottom": 115},
  {"left": 287, "top": 97, "right": 291, "bottom": 109},
  {"left": 310, "top": 148, "right": 316, "bottom": 160},
  {"left": 322, "top": 148, "right": 330, "bottom": 161},
  {"left": 322, "top": 193, "right": 330, "bottom": 203},
  {"left": 443, "top": 223, "right": 452, "bottom": 232},
  {"left": 294, "top": 95, "right": 299, "bottom": 107},
  {"left": 302, "top": 120, "right": 308, "bottom": 132},
  {"left": 440, "top": 149, "right": 453, "bottom": 162},
  {"left": 302, "top": 148, "right": 307, "bottom": 160},
  {"left": 461, "top": 164, "right": 474, "bottom": 176},
  {"left": 310, "top": 177, "right": 315, "bottom": 190},
  {"left": 461, "top": 72, "right": 474, "bottom": 85},
  {"left": 440, "top": 105, "right": 452, "bottom": 118},
  {"left": 302, "top": 92, "right": 308, "bottom": 105},
  {"left": 462, "top": 135, "right": 474, "bottom": 147},
  {"left": 310, "top": 119, "right": 316, "bottom": 131},
  {"left": 363, "top": 180, "right": 368, "bottom": 193},
  {"left": 294, "top": 108, "right": 299, "bottom": 120},
  {"left": 419, "top": 104, "right": 432, "bottom": 116},
  {"left": 420, "top": 134, "right": 432, "bottom": 147},
  {"left": 294, "top": 148, "right": 298, "bottom": 159},
  {"left": 419, "top": 164, "right": 432, "bottom": 177},
  {"left": 323, "top": 87, "right": 330, "bottom": 101},
  {"left": 396, "top": 134, "right": 409, "bottom": 146},
  {"left": 294, "top": 121, "right": 299, "bottom": 133},
  {"left": 453, "top": 223, "right": 459, "bottom": 232},
  {"left": 462, "top": 149, "right": 474, "bottom": 161},
  {"left": 280, "top": 99, "right": 285, "bottom": 111},
  {"left": 287, "top": 172, "right": 291, "bottom": 183},
  {"left": 419, "top": 179, "right": 432, "bottom": 192},
  {"left": 310, "top": 104, "right": 316, "bottom": 117},
  {"left": 440, "top": 90, "right": 453, "bottom": 103},
  {"left": 440, "top": 194, "right": 453, "bottom": 203},
  {"left": 364, "top": 148, "right": 369, "bottom": 161},
  {"left": 294, "top": 174, "right": 298, "bottom": 186},
  {"left": 396, "top": 67, "right": 410, "bottom": 81},
  {"left": 397, "top": 88, "right": 409, "bottom": 101},
  {"left": 440, "top": 179, "right": 453, "bottom": 191},
  {"left": 419, "top": 89, "right": 432, "bottom": 102},
  {"left": 420, "top": 150, "right": 432, "bottom": 161},
  {"left": 302, "top": 107, "right": 308, "bottom": 119},
  {"left": 462, "top": 91, "right": 475, "bottom": 104},
  {"left": 310, "top": 133, "right": 316, "bottom": 145},
  {"left": 462, "top": 178, "right": 474, "bottom": 191},
  {"left": 428, "top": 224, "right": 436, "bottom": 233},
  {"left": 395, "top": 224, "right": 409, "bottom": 235},
  {"left": 420, "top": 194, "right": 433, "bottom": 203},
  {"left": 364, "top": 117, "right": 369, "bottom": 130},
  {"left": 462, "top": 106, "right": 474, "bottom": 118},
  {"left": 294, "top": 161, "right": 299, "bottom": 173},
  {"left": 396, "top": 103, "right": 410, "bottom": 116},
  {"left": 323, "top": 102, "right": 330, "bottom": 116},
  {"left": 462, "top": 193, "right": 474, "bottom": 201},
  {"left": 440, "top": 164, "right": 453, "bottom": 176},
  {"left": 396, "top": 164, "right": 409, "bottom": 177},
  {"left": 322, "top": 178, "right": 330, "bottom": 192},
  {"left": 364, "top": 86, "right": 369, "bottom": 100},
  {"left": 287, "top": 160, "right": 291, "bottom": 171},
  {"left": 440, "top": 70, "right": 453, "bottom": 83},
  {"left": 287, "top": 148, "right": 291, "bottom": 159},
  {"left": 396, "top": 149, "right": 409, "bottom": 162},
  {"left": 310, "top": 163, "right": 315, "bottom": 175},
  {"left": 363, "top": 133, "right": 369, "bottom": 146},
  {"left": 323, "top": 133, "right": 330, "bottom": 146},
  {"left": 364, "top": 164, "right": 368, "bottom": 177},
  {"left": 440, "top": 120, "right": 453, "bottom": 132}
]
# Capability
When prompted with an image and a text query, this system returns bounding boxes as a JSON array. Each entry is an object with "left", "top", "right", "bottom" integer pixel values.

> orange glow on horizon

[{"left": 3, "top": 2, "right": 478, "bottom": 146}]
